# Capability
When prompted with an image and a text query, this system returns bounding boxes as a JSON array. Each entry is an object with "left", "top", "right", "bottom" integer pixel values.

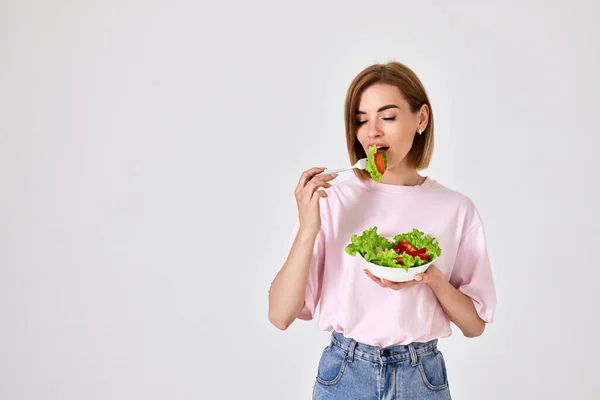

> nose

[{"left": 366, "top": 120, "right": 383, "bottom": 138}]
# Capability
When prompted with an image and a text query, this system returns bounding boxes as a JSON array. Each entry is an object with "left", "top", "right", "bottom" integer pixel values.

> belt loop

[
  {"left": 346, "top": 339, "right": 357, "bottom": 363},
  {"left": 408, "top": 343, "right": 418, "bottom": 367}
]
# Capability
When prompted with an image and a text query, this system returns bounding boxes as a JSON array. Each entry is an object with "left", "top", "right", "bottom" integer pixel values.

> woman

[{"left": 268, "top": 61, "right": 496, "bottom": 399}]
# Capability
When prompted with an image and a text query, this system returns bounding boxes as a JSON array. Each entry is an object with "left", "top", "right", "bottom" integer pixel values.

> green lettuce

[
  {"left": 345, "top": 227, "right": 396, "bottom": 267},
  {"left": 344, "top": 226, "right": 442, "bottom": 271},
  {"left": 365, "top": 145, "right": 387, "bottom": 182}
]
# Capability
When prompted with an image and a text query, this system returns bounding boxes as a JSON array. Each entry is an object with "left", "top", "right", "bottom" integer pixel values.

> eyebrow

[{"left": 355, "top": 104, "right": 399, "bottom": 115}]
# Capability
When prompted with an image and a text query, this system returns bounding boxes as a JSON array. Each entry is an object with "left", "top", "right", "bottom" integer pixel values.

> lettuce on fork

[
  {"left": 345, "top": 226, "right": 442, "bottom": 271},
  {"left": 365, "top": 146, "right": 387, "bottom": 182}
]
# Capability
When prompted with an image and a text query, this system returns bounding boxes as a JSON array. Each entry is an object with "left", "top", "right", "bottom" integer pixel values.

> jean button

[{"left": 382, "top": 349, "right": 391, "bottom": 357}]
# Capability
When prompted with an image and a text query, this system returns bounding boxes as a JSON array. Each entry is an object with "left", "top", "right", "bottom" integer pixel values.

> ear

[{"left": 417, "top": 104, "right": 430, "bottom": 131}]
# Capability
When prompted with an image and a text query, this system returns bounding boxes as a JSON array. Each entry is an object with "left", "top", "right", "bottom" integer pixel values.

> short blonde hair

[{"left": 344, "top": 61, "right": 434, "bottom": 180}]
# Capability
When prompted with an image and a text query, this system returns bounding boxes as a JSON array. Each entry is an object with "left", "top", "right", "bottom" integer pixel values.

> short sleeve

[
  {"left": 287, "top": 222, "right": 326, "bottom": 321},
  {"left": 449, "top": 221, "right": 497, "bottom": 323}
]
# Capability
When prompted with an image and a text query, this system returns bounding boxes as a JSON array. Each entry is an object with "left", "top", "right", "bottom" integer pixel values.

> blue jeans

[{"left": 312, "top": 331, "right": 452, "bottom": 400}]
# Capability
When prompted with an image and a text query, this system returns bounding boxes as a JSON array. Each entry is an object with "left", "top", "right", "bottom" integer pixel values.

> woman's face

[{"left": 355, "top": 83, "right": 427, "bottom": 170}]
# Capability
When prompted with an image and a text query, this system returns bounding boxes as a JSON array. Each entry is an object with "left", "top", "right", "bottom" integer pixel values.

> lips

[{"left": 367, "top": 143, "right": 390, "bottom": 154}]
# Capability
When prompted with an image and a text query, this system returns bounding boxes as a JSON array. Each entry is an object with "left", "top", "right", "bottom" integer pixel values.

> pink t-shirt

[{"left": 289, "top": 176, "right": 497, "bottom": 347}]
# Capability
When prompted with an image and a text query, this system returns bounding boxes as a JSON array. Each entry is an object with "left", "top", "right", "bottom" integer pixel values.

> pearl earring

[{"left": 418, "top": 129, "right": 423, "bottom": 135}]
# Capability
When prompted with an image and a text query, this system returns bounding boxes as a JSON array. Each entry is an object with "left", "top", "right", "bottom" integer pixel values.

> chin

[{"left": 386, "top": 154, "right": 408, "bottom": 170}]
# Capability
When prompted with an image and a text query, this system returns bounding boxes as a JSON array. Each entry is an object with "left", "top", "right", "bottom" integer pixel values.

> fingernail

[{"left": 415, "top": 275, "right": 423, "bottom": 281}]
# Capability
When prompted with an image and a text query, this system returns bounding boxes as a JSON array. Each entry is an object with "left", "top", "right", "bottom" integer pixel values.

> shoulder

[
  {"left": 328, "top": 175, "right": 367, "bottom": 194},
  {"left": 315, "top": 176, "right": 366, "bottom": 218},
  {"left": 430, "top": 180, "right": 477, "bottom": 208},
  {"left": 429, "top": 180, "right": 484, "bottom": 228},
  {"left": 321, "top": 176, "right": 368, "bottom": 202}
]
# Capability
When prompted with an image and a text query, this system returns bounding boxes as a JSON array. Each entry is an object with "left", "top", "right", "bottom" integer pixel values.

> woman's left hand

[{"left": 364, "top": 265, "right": 442, "bottom": 290}]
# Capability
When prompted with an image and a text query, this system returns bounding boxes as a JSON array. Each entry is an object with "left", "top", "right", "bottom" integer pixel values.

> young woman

[{"left": 268, "top": 61, "right": 496, "bottom": 399}]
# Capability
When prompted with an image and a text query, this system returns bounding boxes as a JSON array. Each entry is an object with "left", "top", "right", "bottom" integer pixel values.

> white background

[{"left": 1, "top": 1, "right": 599, "bottom": 399}]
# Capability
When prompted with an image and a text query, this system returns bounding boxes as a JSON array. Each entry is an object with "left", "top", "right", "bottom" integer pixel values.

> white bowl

[{"left": 362, "top": 255, "right": 437, "bottom": 282}]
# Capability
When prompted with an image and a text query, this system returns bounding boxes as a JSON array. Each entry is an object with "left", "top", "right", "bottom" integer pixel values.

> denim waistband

[{"left": 330, "top": 330, "right": 438, "bottom": 365}]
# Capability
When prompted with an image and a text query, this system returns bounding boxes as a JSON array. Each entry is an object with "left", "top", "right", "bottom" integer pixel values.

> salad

[
  {"left": 345, "top": 226, "right": 442, "bottom": 271},
  {"left": 365, "top": 145, "right": 387, "bottom": 182}
]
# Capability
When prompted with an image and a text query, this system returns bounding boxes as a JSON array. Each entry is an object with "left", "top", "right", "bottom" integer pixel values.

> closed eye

[{"left": 357, "top": 116, "right": 395, "bottom": 126}]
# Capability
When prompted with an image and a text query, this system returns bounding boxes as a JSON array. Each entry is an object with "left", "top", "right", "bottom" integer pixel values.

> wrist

[
  {"left": 297, "top": 226, "right": 319, "bottom": 241},
  {"left": 425, "top": 265, "right": 446, "bottom": 289}
]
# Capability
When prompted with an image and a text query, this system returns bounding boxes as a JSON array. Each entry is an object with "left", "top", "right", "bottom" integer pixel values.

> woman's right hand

[{"left": 294, "top": 167, "right": 337, "bottom": 235}]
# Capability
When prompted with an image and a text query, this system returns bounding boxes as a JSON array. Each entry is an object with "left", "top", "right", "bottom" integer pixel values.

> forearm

[
  {"left": 268, "top": 229, "right": 317, "bottom": 330},
  {"left": 428, "top": 269, "right": 486, "bottom": 337}
]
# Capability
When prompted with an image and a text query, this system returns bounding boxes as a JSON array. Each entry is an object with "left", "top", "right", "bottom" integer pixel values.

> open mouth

[{"left": 377, "top": 146, "right": 390, "bottom": 153}]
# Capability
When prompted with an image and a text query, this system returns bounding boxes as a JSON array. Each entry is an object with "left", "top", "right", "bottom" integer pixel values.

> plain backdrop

[{"left": 1, "top": 0, "right": 599, "bottom": 399}]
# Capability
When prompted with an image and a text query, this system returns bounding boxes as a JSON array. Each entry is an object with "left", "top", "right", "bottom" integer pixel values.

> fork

[{"left": 315, "top": 158, "right": 367, "bottom": 176}]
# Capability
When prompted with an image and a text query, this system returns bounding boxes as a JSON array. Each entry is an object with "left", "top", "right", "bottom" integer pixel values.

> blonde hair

[{"left": 344, "top": 61, "right": 434, "bottom": 180}]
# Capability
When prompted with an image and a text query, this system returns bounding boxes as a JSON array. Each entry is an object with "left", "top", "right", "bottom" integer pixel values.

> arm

[
  {"left": 364, "top": 212, "right": 495, "bottom": 336},
  {"left": 268, "top": 229, "right": 318, "bottom": 331},
  {"left": 364, "top": 265, "right": 486, "bottom": 337},
  {"left": 268, "top": 168, "right": 337, "bottom": 331},
  {"left": 425, "top": 266, "right": 486, "bottom": 337}
]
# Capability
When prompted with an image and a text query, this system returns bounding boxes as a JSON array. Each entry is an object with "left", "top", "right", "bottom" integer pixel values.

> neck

[{"left": 379, "top": 159, "right": 422, "bottom": 186}]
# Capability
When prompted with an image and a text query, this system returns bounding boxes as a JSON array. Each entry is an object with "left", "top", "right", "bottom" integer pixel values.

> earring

[{"left": 418, "top": 129, "right": 423, "bottom": 135}]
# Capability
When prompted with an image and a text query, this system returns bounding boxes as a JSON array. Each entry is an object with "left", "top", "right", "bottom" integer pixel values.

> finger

[
  {"left": 364, "top": 270, "right": 385, "bottom": 287},
  {"left": 364, "top": 269, "right": 376, "bottom": 279},
  {"left": 311, "top": 181, "right": 333, "bottom": 196},
  {"left": 297, "top": 174, "right": 336, "bottom": 199},
  {"left": 311, "top": 189, "right": 328, "bottom": 202},
  {"left": 386, "top": 279, "right": 418, "bottom": 290},
  {"left": 307, "top": 174, "right": 337, "bottom": 190},
  {"left": 363, "top": 268, "right": 377, "bottom": 280},
  {"left": 309, "top": 172, "right": 338, "bottom": 182},
  {"left": 304, "top": 183, "right": 329, "bottom": 203},
  {"left": 295, "top": 167, "right": 327, "bottom": 195},
  {"left": 380, "top": 278, "right": 397, "bottom": 289},
  {"left": 295, "top": 168, "right": 327, "bottom": 193},
  {"left": 303, "top": 176, "right": 336, "bottom": 202}
]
